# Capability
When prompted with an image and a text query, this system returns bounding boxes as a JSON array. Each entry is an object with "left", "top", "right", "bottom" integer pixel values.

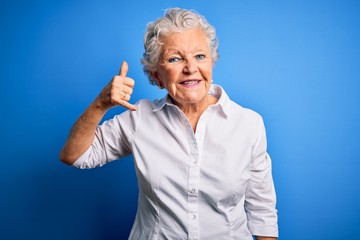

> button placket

[
  {"left": 189, "top": 188, "right": 197, "bottom": 195},
  {"left": 187, "top": 111, "right": 208, "bottom": 240},
  {"left": 178, "top": 107, "right": 208, "bottom": 240},
  {"left": 188, "top": 141, "right": 200, "bottom": 239}
]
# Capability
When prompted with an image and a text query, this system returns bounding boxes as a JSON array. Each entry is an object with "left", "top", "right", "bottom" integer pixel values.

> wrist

[{"left": 91, "top": 97, "right": 111, "bottom": 114}]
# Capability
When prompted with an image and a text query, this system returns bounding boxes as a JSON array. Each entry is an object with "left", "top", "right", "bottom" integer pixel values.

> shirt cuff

[
  {"left": 250, "top": 225, "right": 279, "bottom": 238},
  {"left": 72, "top": 147, "right": 92, "bottom": 169}
]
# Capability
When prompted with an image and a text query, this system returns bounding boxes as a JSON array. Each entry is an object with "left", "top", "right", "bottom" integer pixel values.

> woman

[{"left": 60, "top": 8, "right": 278, "bottom": 240}]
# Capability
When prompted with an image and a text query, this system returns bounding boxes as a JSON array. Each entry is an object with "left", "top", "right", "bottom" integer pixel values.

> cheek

[
  {"left": 202, "top": 66, "right": 213, "bottom": 79},
  {"left": 160, "top": 68, "right": 179, "bottom": 83}
]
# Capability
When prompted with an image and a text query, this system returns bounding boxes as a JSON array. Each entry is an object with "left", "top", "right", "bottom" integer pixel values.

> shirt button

[
  {"left": 193, "top": 160, "right": 198, "bottom": 165},
  {"left": 192, "top": 214, "right": 197, "bottom": 219},
  {"left": 190, "top": 188, "right": 196, "bottom": 194}
]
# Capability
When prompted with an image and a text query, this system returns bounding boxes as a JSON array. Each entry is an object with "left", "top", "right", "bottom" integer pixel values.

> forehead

[{"left": 161, "top": 29, "right": 210, "bottom": 53}]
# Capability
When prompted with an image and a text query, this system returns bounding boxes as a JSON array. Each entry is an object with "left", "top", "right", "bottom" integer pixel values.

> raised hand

[
  {"left": 60, "top": 61, "right": 137, "bottom": 165},
  {"left": 96, "top": 61, "right": 137, "bottom": 111}
]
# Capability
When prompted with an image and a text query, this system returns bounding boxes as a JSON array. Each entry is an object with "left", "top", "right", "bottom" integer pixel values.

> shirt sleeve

[
  {"left": 245, "top": 116, "right": 278, "bottom": 237},
  {"left": 72, "top": 110, "right": 134, "bottom": 169}
]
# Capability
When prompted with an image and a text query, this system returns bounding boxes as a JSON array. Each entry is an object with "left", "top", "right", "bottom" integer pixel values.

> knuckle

[
  {"left": 126, "top": 77, "right": 135, "bottom": 85},
  {"left": 110, "top": 95, "right": 118, "bottom": 104},
  {"left": 113, "top": 76, "right": 123, "bottom": 85},
  {"left": 110, "top": 88, "right": 117, "bottom": 97},
  {"left": 111, "top": 76, "right": 119, "bottom": 83}
]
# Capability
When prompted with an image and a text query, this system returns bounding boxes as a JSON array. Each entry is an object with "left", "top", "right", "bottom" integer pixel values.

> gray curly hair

[{"left": 141, "top": 8, "right": 219, "bottom": 86}]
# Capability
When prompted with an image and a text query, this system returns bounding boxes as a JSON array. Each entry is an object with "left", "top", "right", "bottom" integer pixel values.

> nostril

[{"left": 183, "top": 65, "right": 198, "bottom": 74}]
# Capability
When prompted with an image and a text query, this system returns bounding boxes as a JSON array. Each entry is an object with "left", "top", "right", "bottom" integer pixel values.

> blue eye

[
  {"left": 196, "top": 54, "right": 206, "bottom": 60},
  {"left": 168, "top": 57, "right": 181, "bottom": 63}
]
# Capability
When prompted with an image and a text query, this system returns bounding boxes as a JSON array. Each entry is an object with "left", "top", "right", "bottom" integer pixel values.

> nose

[{"left": 183, "top": 58, "right": 198, "bottom": 74}]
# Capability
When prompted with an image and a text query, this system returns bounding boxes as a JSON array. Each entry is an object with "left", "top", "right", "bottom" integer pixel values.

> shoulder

[
  {"left": 135, "top": 98, "right": 165, "bottom": 114},
  {"left": 113, "top": 97, "right": 165, "bottom": 121},
  {"left": 213, "top": 84, "right": 263, "bottom": 123},
  {"left": 227, "top": 101, "right": 265, "bottom": 134},
  {"left": 230, "top": 100, "right": 262, "bottom": 121}
]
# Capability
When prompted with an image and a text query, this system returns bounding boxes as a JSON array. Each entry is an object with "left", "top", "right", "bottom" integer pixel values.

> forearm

[
  {"left": 60, "top": 61, "right": 136, "bottom": 165},
  {"left": 59, "top": 99, "right": 108, "bottom": 165}
]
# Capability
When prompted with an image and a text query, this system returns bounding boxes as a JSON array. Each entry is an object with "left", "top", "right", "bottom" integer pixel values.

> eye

[
  {"left": 195, "top": 54, "right": 206, "bottom": 60},
  {"left": 168, "top": 57, "right": 181, "bottom": 63}
]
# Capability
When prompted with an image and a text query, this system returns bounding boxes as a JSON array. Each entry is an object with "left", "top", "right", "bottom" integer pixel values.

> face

[{"left": 151, "top": 29, "right": 213, "bottom": 108}]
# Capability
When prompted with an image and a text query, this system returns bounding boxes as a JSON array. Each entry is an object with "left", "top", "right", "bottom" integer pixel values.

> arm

[
  {"left": 59, "top": 61, "right": 136, "bottom": 165},
  {"left": 245, "top": 116, "right": 278, "bottom": 238}
]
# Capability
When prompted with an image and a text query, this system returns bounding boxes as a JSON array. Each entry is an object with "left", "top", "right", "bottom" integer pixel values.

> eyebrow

[{"left": 163, "top": 48, "right": 208, "bottom": 55}]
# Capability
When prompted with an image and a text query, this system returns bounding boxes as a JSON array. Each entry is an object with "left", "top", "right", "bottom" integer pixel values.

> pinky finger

[{"left": 121, "top": 101, "right": 137, "bottom": 111}]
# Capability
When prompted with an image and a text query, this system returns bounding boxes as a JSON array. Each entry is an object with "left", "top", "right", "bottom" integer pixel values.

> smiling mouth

[{"left": 179, "top": 80, "right": 201, "bottom": 85}]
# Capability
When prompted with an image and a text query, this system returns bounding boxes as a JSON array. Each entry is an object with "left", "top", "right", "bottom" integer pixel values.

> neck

[{"left": 172, "top": 95, "right": 218, "bottom": 132}]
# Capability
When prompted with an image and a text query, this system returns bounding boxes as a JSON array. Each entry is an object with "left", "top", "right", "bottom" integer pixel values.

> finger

[
  {"left": 112, "top": 75, "right": 133, "bottom": 87},
  {"left": 110, "top": 94, "right": 136, "bottom": 110},
  {"left": 121, "top": 84, "right": 134, "bottom": 95},
  {"left": 111, "top": 76, "right": 134, "bottom": 94},
  {"left": 122, "top": 77, "right": 135, "bottom": 88},
  {"left": 110, "top": 91, "right": 137, "bottom": 111},
  {"left": 121, "top": 91, "right": 129, "bottom": 100},
  {"left": 119, "top": 61, "right": 128, "bottom": 77},
  {"left": 121, "top": 100, "right": 137, "bottom": 111}
]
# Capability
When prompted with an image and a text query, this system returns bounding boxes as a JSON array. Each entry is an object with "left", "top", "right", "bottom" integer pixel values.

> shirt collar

[
  {"left": 152, "top": 95, "right": 172, "bottom": 112},
  {"left": 208, "top": 84, "right": 231, "bottom": 118},
  {"left": 153, "top": 84, "right": 231, "bottom": 118}
]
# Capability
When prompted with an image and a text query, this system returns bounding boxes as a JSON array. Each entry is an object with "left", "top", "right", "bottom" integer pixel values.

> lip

[{"left": 178, "top": 79, "right": 202, "bottom": 87}]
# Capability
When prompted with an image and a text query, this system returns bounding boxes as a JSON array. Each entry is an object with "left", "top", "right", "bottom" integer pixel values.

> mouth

[{"left": 179, "top": 79, "right": 201, "bottom": 86}]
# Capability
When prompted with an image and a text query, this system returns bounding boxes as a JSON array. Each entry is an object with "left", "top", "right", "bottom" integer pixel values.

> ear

[{"left": 150, "top": 71, "right": 163, "bottom": 89}]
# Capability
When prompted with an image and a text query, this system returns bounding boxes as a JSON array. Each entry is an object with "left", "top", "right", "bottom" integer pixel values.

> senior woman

[{"left": 60, "top": 8, "right": 278, "bottom": 240}]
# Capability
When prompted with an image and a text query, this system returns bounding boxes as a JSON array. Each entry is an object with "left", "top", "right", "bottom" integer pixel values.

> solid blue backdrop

[{"left": 1, "top": 0, "right": 359, "bottom": 239}]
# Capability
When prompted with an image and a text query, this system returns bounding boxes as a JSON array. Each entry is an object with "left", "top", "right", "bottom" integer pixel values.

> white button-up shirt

[{"left": 74, "top": 84, "right": 278, "bottom": 239}]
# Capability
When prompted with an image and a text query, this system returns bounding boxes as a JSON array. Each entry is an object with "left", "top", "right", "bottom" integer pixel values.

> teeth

[{"left": 182, "top": 80, "right": 198, "bottom": 85}]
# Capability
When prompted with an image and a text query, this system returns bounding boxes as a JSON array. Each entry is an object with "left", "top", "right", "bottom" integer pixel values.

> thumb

[{"left": 119, "top": 61, "right": 128, "bottom": 77}]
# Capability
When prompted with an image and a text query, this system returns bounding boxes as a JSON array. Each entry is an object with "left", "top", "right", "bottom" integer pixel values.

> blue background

[{"left": 1, "top": 0, "right": 359, "bottom": 239}]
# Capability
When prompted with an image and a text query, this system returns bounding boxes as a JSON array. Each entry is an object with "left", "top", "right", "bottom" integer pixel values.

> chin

[{"left": 184, "top": 95, "right": 208, "bottom": 104}]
